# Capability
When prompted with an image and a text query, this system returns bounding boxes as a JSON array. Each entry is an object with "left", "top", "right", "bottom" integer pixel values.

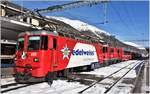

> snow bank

[{"left": 47, "top": 16, "right": 110, "bottom": 37}]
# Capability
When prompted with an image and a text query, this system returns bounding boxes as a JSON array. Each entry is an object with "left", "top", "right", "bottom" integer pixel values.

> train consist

[{"left": 14, "top": 30, "right": 136, "bottom": 84}]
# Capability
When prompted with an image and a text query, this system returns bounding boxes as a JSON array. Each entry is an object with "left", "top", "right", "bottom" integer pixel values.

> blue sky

[{"left": 12, "top": 1, "right": 149, "bottom": 47}]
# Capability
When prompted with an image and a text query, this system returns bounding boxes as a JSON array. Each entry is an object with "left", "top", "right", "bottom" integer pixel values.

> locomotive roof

[{"left": 18, "top": 30, "right": 58, "bottom": 37}]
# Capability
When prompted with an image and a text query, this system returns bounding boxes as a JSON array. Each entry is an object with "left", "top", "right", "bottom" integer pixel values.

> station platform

[{"left": 1, "top": 67, "right": 14, "bottom": 78}]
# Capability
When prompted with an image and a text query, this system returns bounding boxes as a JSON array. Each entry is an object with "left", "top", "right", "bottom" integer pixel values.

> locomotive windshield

[
  {"left": 28, "top": 36, "right": 40, "bottom": 50},
  {"left": 17, "top": 37, "right": 24, "bottom": 50}
]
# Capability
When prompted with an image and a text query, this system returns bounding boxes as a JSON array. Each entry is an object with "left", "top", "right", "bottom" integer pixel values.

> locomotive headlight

[
  {"left": 14, "top": 57, "right": 17, "bottom": 61},
  {"left": 34, "top": 58, "right": 39, "bottom": 62}
]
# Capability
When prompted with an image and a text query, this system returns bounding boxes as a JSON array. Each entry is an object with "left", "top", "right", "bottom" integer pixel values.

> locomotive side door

[
  {"left": 52, "top": 38, "right": 58, "bottom": 70},
  {"left": 48, "top": 36, "right": 58, "bottom": 72}
]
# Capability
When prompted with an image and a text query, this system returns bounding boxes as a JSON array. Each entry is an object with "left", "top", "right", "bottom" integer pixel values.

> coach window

[
  {"left": 103, "top": 47, "right": 107, "bottom": 53},
  {"left": 102, "top": 47, "right": 105, "bottom": 53},
  {"left": 110, "top": 49, "right": 113, "bottom": 53},
  {"left": 53, "top": 38, "right": 57, "bottom": 50},
  {"left": 41, "top": 36, "right": 48, "bottom": 50},
  {"left": 117, "top": 49, "right": 120, "bottom": 53},
  {"left": 124, "top": 51, "right": 128, "bottom": 55}
]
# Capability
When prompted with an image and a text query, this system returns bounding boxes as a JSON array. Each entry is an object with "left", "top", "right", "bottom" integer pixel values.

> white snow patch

[
  {"left": 141, "top": 85, "right": 150, "bottom": 93},
  {"left": 99, "top": 78, "right": 115, "bottom": 85},
  {"left": 3, "top": 80, "right": 86, "bottom": 94},
  {"left": 83, "top": 84, "right": 106, "bottom": 94},
  {"left": 80, "top": 60, "right": 144, "bottom": 94},
  {"left": 117, "top": 83, "right": 134, "bottom": 88},
  {"left": 123, "top": 69, "right": 137, "bottom": 78},
  {"left": 47, "top": 16, "right": 110, "bottom": 37},
  {"left": 1, "top": 77, "right": 15, "bottom": 85},
  {"left": 107, "top": 86, "right": 132, "bottom": 94},
  {"left": 81, "top": 60, "right": 138, "bottom": 78}
]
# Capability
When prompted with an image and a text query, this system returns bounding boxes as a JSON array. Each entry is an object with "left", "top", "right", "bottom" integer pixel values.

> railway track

[
  {"left": 1, "top": 60, "right": 144, "bottom": 94},
  {"left": 1, "top": 82, "right": 18, "bottom": 88},
  {"left": 1, "top": 82, "right": 41, "bottom": 93},
  {"left": 78, "top": 61, "right": 144, "bottom": 94}
]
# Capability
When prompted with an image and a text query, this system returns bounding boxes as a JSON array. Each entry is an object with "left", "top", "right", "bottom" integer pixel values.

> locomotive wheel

[
  {"left": 90, "top": 64, "right": 94, "bottom": 70},
  {"left": 101, "top": 63, "right": 105, "bottom": 67},
  {"left": 108, "top": 61, "right": 112, "bottom": 65},
  {"left": 88, "top": 63, "right": 94, "bottom": 71},
  {"left": 103, "top": 61, "right": 108, "bottom": 67}
]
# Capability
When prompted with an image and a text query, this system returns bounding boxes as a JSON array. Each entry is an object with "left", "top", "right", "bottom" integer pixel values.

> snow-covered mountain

[
  {"left": 47, "top": 16, "right": 110, "bottom": 38},
  {"left": 123, "top": 41, "right": 145, "bottom": 50},
  {"left": 46, "top": 16, "right": 145, "bottom": 50}
]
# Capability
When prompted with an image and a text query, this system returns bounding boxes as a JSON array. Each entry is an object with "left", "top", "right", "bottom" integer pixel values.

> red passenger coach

[
  {"left": 14, "top": 30, "right": 131, "bottom": 84},
  {"left": 102, "top": 46, "right": 123, "bottom": 65},
  {"left": 122, "top": 51, "right": 132, "bottom": 61},
  {"left": 102, "top": 46, "right": 110, "bottom": 65},
  {"left": 118, "top": 48, "right": 123, "bottom": 61}
]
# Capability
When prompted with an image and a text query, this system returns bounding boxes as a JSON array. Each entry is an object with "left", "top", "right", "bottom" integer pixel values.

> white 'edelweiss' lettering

[{"left": 72, "top": 49, "right": 94, "bottom": 56}]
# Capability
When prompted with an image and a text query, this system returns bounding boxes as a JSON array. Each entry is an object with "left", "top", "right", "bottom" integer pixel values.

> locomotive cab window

[
  {"left": 17, "top": 37, "right": 24, "bottom": 50},
  {"left": 41, "top": 36, "right": 48, "bottom": 50},
  {"left": 28, "top": 36, "right": 40, "bottom": 50}
]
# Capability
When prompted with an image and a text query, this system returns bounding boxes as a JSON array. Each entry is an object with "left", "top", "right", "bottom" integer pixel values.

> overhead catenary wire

[
  {"left": 120, "top": 2, "right": 148, "bottom": 47},
  {"left": 60, "top": 3, "right": 108, "bottom": 25},
  {"left": 109, "top": 2, "right": 140, "bottom": 36},
  {"left": 121, "top": 1, "right": 144, "bottom": 36}
]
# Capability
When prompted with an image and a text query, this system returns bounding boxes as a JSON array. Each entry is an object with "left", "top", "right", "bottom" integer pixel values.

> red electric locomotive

[{"left": 14, "top": 30, "right": 130, "bottom": 84}]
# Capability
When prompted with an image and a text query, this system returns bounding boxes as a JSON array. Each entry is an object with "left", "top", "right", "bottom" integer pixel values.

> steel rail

[
  {"left": 104, "top": 61, "right": 143, "bottom": 93},
  {"left": 1, "top": 82, "right": 18, "bottom": 88},
  {"left": 1, "top": 82, "right": 40, "bottom": 93},
  {"left": 78, "top": 61, "right": 143, "bottom": 94}
]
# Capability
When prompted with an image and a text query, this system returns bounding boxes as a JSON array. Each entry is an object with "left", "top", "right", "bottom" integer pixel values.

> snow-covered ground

[
  {"left": 1, "top": 60, "right": 143, "bottom": 94},
  {"left": 1, "top": 77, "right": 15, "bottom": 85},
  {"left": 81, "top": 60, "right": 143, "bottom": 94},
  {"left": 81, "top": 60, "right": 139, "bottom": 78},
  {"left": 3, "top": 80, "right": 86, "bottom": 94}
]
